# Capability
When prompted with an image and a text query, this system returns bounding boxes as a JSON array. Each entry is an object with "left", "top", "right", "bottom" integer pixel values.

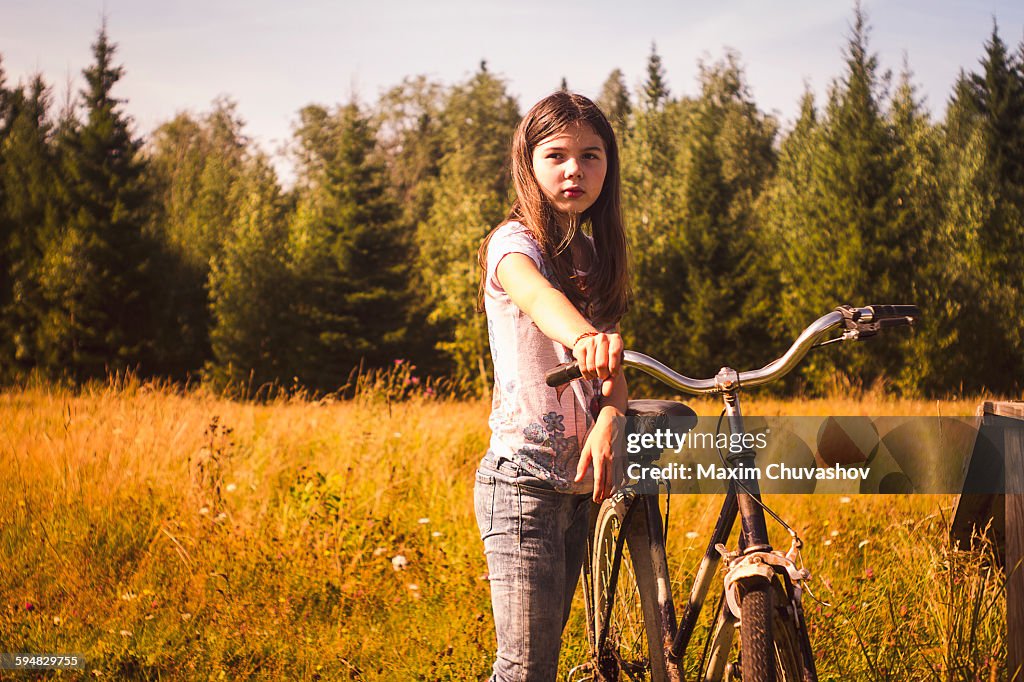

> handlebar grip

[
  {"left": 877, "top": 316, "right": 914, "bottom": 329},
  {"left": 867, "top": 305, "right": 920, "bottom": 321},
  {"left": 545, "top": 361, "right": 582, "bottom": 387}
]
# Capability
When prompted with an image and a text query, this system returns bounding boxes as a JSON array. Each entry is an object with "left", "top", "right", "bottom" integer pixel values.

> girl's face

[{"left": 531, "top": 122, "right": 607, "bottom": 224}]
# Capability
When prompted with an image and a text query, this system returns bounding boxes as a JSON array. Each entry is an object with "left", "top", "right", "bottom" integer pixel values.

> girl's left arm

[{"left": 575, "top": 329, "right": 629, "bottom": 503}]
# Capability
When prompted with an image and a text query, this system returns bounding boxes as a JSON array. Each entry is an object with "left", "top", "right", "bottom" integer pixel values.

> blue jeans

[{"left": 474, "top": 451, "right": 593, "bottom": 681}]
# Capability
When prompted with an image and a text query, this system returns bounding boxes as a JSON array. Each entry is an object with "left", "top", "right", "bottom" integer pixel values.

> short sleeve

[{"left": 485, "top": 223, "right": 546, "bottom": 294}]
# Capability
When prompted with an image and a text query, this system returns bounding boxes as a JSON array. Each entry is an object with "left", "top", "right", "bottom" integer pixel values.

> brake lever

[
  {"left": 812, "top": 327, "right": 873, "bottom": 349},
  {"left": 833, "top": 304, "right": 882, "bottom": 341}
]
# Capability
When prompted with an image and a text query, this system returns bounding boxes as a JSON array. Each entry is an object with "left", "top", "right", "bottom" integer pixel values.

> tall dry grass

[{"left": 0, "top": 376, "right": 1006, "bottom": 679}]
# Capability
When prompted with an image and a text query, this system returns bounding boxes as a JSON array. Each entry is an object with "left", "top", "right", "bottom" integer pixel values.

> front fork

[
  {"left": 672, "top": 377, "right": 803, "bottom": 669},
  {"left": 715, "top": 377, "right": 816, "bottom": 680}
]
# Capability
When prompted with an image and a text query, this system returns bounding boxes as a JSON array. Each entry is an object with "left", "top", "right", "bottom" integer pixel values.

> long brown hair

[{"left": 477, "top": 91, "right": 629, "bottom": 328}]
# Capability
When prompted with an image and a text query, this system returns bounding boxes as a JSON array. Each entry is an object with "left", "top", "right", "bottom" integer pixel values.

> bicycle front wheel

[
  {"left": 737, "top": 576, "right": 812, "bottom": 682},
  {"left": 590, "top": 494, "right": 679, "bottom": 682}
]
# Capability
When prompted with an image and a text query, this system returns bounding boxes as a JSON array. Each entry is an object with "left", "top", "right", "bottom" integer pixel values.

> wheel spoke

[{"left": 591, "top": 501, "right": 655, "bottom": 681}]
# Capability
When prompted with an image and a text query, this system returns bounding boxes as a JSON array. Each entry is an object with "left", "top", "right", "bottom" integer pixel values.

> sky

[{"left": 2, "top": 0, "right": 1023, "bottom": 184}]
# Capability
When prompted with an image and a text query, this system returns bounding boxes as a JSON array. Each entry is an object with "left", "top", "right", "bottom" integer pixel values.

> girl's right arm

[{"left": 495, "top": 252, "right": 622, "bottom": 397}]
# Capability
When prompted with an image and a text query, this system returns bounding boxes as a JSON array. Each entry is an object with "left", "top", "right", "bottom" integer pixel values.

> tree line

[{"left": 1, "top": 9, "right": 1022, "bottom": 397}]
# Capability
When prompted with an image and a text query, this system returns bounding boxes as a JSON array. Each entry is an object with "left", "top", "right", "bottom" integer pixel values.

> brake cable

[{"left": 714, "top": 409, "right": 802, "bottom": 547}]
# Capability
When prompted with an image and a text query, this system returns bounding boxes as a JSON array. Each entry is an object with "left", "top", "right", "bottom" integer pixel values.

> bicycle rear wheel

[
  {"left": 589, "top": 494, "right": 679, "bottom": 681},
  {"left": 737, "top": 576, "right": 813, "bottom": 682}
]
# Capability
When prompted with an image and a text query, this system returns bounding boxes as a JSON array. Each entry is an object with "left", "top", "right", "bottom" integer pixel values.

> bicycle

[{"left": 546, "top": 304, "right": 919, "bottom": 682}]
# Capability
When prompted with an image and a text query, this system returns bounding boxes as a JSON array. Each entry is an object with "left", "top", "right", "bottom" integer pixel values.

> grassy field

[{"left": 0, "top": 378, "right": 1007, "bottom": 680}]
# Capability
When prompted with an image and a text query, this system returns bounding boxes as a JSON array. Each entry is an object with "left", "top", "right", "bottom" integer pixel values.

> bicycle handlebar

[{"left": 544, "top": 304, "right": 919, "bottom": 396}]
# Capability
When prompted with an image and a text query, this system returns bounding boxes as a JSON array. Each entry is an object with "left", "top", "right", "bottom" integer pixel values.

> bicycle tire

[
  {"left": 589, "top": 495, "right": 679, "bottom": 681},
  {"left": 738, "top": 577, "right": 808, "bottom": 682}
]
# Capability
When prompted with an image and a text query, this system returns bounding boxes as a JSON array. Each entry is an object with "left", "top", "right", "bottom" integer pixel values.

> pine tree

[
  {"left": 417, "top": 65, "right": 520, "bottom": 392},
  {"left": 374, "top": 76, "right": 446, "bottom": 224},
  {"left": 372, "top": 78, "right": 448, "bottom": 373},
  {"left": 596, "top": 68, "right": 631, "bottom": 134},
  {"left": 289, "top": 101, "right": 410, "bottom": 392},
  {"left": 0, "top": 58, "right": 18, "bottom": 378},
  {"left": 762, "top": 6, "right": 913, "bottom": 392},
  {"left": 886, "top": 66, "right": 947, "bottom": 394},
  {"left": 150, "top": 99, "right": 248, "bottom": 269},
  {"left": 643, "top": 43, "right": 670, "bottom": 110},
  {"left": 205, "top": 155, "right": 293, "bottom": 395},
  {"left": 619, "top": 80, "right": 687, "bottom": 387},
  {"left": 683, "top": 53, "right": 778, "bottom": 376},
  {"left": 762, "top": 89, "right": 821, "bottom": 328},
  {"left": 629, "top": 52, "right": 778, "bottom": 382},
  {"left": 145, "top": 99, "right": 251, "bottom": 377},
  {"left": 0, "top": 75, "right": 60, "bottom": 380},
  {"left": 937, "top": 23, "right": 1024, "bottom": 392},
  {"left": 36, "top": 26, "right": 156, "bottom": 381}
]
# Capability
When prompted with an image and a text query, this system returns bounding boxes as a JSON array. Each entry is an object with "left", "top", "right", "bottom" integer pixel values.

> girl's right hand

[{"left": 573, "top": 332, "right": 623, "bottom": 397}]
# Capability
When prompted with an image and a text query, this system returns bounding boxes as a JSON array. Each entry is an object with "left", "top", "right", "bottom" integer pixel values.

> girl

[{"left": 474, "top": 91, "right": 629, "bottom": 681}]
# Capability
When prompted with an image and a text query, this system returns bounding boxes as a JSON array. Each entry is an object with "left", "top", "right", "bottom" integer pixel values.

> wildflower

[
  {"left": 411, "top": 376, "right": 420, "bottom": 385},
  {"left": 215, "top": 512, "right": 228, "bottom": 522},
  {"left": 53, "top": 616, "right": 61, "bottom": 625},
  {"left": 372, "top": 547, "right": 386, "bottom": 557},
  {"left": 394, "top": 359, "right": 404, "bottom": 366},
  {"left": 857, "top": 540, "right": 869, "bottom": 549},
  {"left": 685, "top": 531, "right": 699, "bottom": 540},
  {"left": 418, "top": 517, "right": 430, "bottom": 525},
  {"left": 829, "top": 530, "right": 839, "bottom": 537},
  {"left": 824, "top": 540, "right": 833, "bottom": 546},
  {"left": 392, "top": 555, "right": 408, "bottom": 570},
  {"left": 407, "top": 583, "right": 419, "bottom": 591},
  {"left": 839, "top": 496, "right": 852, "bottom": 504},
  {"left": 119, "top": 630, "right": 132, "bottom": 637},
  {"left": 24, "top": 602, "right": 33, "bottom": 611},
  {"left": 431, "top": 531, "right": 443, "bottom": 538},
  {"left": 226, "top": 483, "right": 237, "bottom": 493},
  {"left": 199, "top": 507, "right": 209, "bottom": 515},
  {"left": 181, "top": 612, "right": 192, "bottom": 621},
  {"left": 424, "top": 387, "right": 436, "bottom": 397}
]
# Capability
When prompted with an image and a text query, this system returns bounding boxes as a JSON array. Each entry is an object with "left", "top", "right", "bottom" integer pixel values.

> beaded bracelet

[{"left": 572, "top": 331, "right": 599, "bottom": 348}]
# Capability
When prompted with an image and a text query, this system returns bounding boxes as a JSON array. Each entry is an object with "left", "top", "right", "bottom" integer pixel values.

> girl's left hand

[{"left": 575, "top": 409, "right": 625, "bottom": 502}]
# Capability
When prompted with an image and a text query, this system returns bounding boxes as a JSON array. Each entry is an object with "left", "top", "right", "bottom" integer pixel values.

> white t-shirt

[{"left": 483, "top": 221, "right": 608, "bottom": 494}]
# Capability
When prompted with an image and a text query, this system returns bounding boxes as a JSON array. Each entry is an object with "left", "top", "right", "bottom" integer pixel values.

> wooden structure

[{"left": 951, "top": 401, "right": 1023, "bottom": 679}]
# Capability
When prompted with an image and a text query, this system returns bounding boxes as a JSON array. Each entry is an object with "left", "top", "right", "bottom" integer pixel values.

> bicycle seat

[
  {"left": 626, "top": 399, "right": 697, "bottom": 426},
  {"left": 625, "top": 400, "right": 698, "bottom": 463}
]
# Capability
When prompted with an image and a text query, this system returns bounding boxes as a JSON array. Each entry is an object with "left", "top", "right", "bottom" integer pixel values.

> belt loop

[{"left": 495, "top": 454, "right": 517, "bottom": 476}]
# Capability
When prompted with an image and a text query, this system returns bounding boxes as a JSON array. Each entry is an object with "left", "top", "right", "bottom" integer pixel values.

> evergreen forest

[{"left": 1, "top": 9, "right": 1022, "bottom": 397}]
